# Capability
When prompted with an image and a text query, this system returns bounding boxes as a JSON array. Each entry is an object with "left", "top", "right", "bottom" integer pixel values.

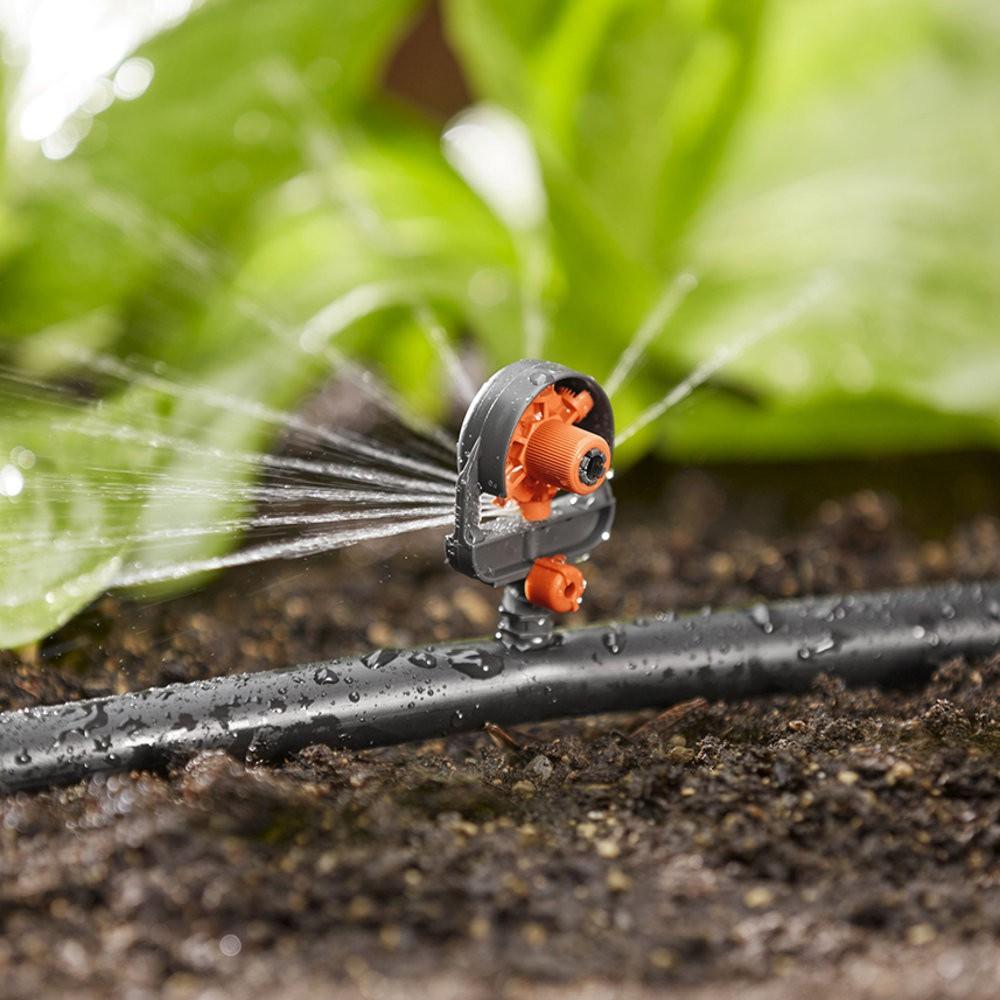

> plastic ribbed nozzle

[{"left": 524, "top": 420, "right": 611, "bottom": 497}]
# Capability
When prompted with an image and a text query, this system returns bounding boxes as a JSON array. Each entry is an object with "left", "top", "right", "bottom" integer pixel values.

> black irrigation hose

[{"left": 2, "top": 580, "right": 1000, "bottom": 794}]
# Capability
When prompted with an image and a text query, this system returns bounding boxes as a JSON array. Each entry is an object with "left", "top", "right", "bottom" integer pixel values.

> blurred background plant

[{"left": 0, "top": 0, "right": 998, "bottom": 646}]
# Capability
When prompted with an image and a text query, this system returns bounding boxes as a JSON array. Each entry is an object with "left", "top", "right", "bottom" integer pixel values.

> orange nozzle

[
  {"left": 524, "top": 555, "right": 585, "bottom": 614},
  {"left": 524, "top": 421, "right": 610, "bottom": 497},
  {"left": 501, "top": 386, "right": 612, "bottom": 522}
]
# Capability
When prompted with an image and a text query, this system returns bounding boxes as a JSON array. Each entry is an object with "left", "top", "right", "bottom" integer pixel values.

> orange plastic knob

[
  {"left": 500, "top": 385, "right": 612, "bottom": 522},
  {"left": 524, "top": 555, "right": 585, "bottom": 614},
  {"left": 524, "top": 421, "right": 611, "bottom": 497}
]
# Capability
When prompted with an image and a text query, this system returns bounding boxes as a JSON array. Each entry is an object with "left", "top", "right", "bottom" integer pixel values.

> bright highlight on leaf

[
  {"left": 442, "top": 104, "right": 547, "bottom": 232},
  {"left": 0, "top": 465, "right": 25, "bottom": 498}
]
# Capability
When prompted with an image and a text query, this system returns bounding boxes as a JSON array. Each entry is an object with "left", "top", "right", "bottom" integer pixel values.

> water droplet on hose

[
  {"left": 447, "top": 648, "right": 504, "bottom": 678},
  {"left": 798, "top": 633, "right": 837, "bottom": 660},
  {"left": 749, "top": 603, "right": 773, "bottom": 634},
  {"left": 362, "top": 649, "right": 400, "bottom": 669},
  {"left": 603, "top": 628, "right": 625, "bottom": 655},
  {"left": 313, "top": 667, "right": 340, "bottom": 685},
  {"left": 815, "top": 635, "right": 836, "bottom": 655},
  {"left": 349, "top": 691, "right": 361, "bottom": 703},
  {"left": 408, "top": 651, "right": 438, "bottom": 669}
]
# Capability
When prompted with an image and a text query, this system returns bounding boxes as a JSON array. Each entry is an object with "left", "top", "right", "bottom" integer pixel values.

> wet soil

[{"left": 2, "top": 460, "right": 1000, "bottom": 999}]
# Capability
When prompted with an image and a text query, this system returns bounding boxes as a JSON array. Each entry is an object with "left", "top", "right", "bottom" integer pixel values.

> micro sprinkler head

[{"left": 445, "top": 360, "right": 615, "bottom": 646}]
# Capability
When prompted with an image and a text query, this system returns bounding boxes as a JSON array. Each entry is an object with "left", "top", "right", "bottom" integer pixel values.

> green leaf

[
  {"left": 228, "top": 111, "right": 523, "bottom": 377},
  {"left": 117, "top": 360, "right": 321, "bottom": 594},
  {"left": 0, "top": 57, "right": 16, "bottom": 266},
  {"left": 443, "top": 0, "right": 768, "bottom": 413},
  {"left": 450, "top": 0, "right": 1000, "bottom": 462},
  {"left": 632, "top": 0, "right": 1000, "bottom": 458},
  {"left": 0, "top": 393, "right": 164, "bottom": 646},
  {"left": 79, "top": 0, "right": 417, "bottom": 237},
  {"left": 445, "top": 0, "right": 765, "bottom": 261},
  {"left": 0, "top": 0, "right": 418, "bottom": 340},
  {"left": 0, "top": 99, "right": 516, "bottom": 638},
  {"left": 0, "top": 0, "right": 430, "bottom": 642}
]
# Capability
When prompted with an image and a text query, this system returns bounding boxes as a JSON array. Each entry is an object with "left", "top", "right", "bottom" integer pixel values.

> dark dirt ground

[{"left": 2, "top": 457, "right": 1000, "bottom": 999}]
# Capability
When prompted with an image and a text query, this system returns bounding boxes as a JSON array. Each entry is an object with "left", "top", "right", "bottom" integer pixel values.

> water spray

[{"left": 2, "top": 360, "right": 1000, "bottom": 793}]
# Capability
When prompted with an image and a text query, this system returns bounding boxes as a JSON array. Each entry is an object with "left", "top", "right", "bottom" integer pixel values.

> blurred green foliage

[{"left": 1, "top": 0, "right": 999, "bottom": 645}]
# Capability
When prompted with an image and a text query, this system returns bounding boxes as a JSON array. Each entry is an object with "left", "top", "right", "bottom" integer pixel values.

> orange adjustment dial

[
  {"left": 524, "top": 555, "right": 586, "bottom": 614},
  {"left": 500, "top": 385, "right": 611, "bottom": 522}
]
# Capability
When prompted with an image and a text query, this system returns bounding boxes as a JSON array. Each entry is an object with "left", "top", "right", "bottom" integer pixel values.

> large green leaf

[
  {"left": 447, "top": 0, "right": 1000, "bottom": 461},
  {"left": 635, "top": 0, "right": 1000, "bottom": 459},
  {"left": 226, "top": 111, "right": 523, "bottom": 386},
  {"left": 0, "top": 58, "right": 15, "bottom": 266},
  {"left": 0, "top": 393, "right": 166, "bottom": 646},
  {"left": 445, "top": 0, "right": 765, "bottom": 265},
  {"left": 0, "top": 84, "right": 518, "bottom": 645},
  {"left": 0, "top": 0, "right": 427, "bottom": 642},
  {"left": 442, "top": 0, "right": 770, "bottom": 430},
  {"left": 0, "top": 0, "right": 418, "bottom": 340}
]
